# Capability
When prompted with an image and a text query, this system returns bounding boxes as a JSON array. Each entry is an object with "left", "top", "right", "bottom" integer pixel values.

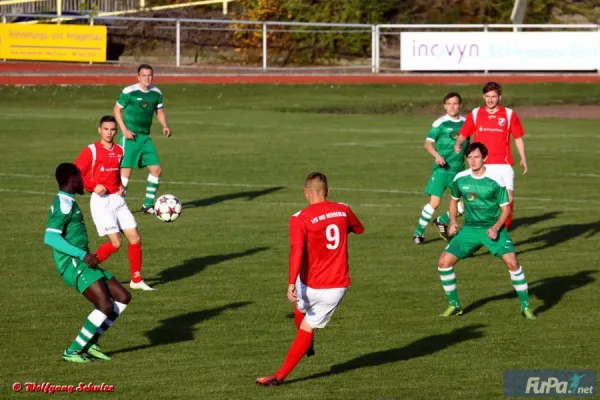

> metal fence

[
  {"left": 2, "top": 13, "right": 600, "bottom": 73},
  {"left": 0, "top": 1, "right": 140, "bottom": 14}
]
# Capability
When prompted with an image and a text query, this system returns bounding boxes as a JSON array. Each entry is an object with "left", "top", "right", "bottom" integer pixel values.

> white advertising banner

[{"left": 400, "top": 32, "right": 600, "bottom": 71}]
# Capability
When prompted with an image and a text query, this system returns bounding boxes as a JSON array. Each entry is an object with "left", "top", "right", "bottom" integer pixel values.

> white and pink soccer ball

[{"left": 154, "top": 194, "right": 182, "bottom": 222}]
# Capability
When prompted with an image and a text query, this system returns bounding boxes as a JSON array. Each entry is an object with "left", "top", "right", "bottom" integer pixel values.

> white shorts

[
  {"left": 295, "top": 278, "right": 347, "bottom": 329},
  {"left": 485, "top": 164, "right": 515, "bottom": 191},
  {"left": 90, "top": 193, "right": 137, "bottom": 237}
]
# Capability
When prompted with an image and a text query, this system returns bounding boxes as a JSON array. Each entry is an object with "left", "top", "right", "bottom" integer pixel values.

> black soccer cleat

[
  {"left": 413, "top": 235, "right": 425, "bottom": 245},
  {"left": 433, "top": 219, "right": 450, "bottom": 241}
]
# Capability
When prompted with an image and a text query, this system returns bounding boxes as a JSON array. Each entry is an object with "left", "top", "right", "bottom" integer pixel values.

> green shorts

[
  {"left": 120, "top": 134, "right": 160, "bottom": 169},
  {"left": 424, "top": 170, "right": 457, "bottom": 198},
  {"left": 444, "top": 225, "right": 515, "bottom": 260},
  {"left": 60, "top": 258, "right": 114, "bottom": 294}
]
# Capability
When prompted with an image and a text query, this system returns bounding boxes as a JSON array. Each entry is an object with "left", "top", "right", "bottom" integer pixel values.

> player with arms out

[
  {"left": 256, "top": 172, "right": 365, "bottom": 386},
  {"left": 75, "top": 115, "right": 154, "bottom": 291},
  {"left": 113, "top": 63, "right": 171, "bottom": 214},
  {"left": 44, "top": 163, "right": 132, "bottom": 363},
  {"left": 436, "top": 142, "right": 535, "bottom": 320},
  {"left": 413, "top": 92, "right": 469, "bottom": 244},
  {"left": 454, "top": 81, "right": 527, "bottom": 229}
]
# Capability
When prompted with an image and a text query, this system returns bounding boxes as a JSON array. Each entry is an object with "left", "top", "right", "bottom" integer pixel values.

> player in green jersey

[
  {"left": 414, "top": 92, "right": 469, "bottom": 244},
  {"left": 44, "top": 163, "right": 132, "bottom": 363},
  {"left": 436, "top": 142, "right": 535, "bottom": 320},
  {"left": 113, "top": 64, "right": 171, "bottom": 214}
]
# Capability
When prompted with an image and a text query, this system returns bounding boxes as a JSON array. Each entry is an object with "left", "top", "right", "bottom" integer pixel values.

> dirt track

[{"left": 1, "top": 62, "right": 599, "bottom": 118}]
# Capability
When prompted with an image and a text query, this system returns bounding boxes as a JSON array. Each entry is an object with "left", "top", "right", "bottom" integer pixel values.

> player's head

[
  {"left": 304, "top": 172, "right": 329, "bottom": 203},
  {"left": 137, "top": 63, "right": 154, "bottom": 88},
  {"left": 466, "top": 142, "right": 488, "bottom": 172},
  {"left": 55, "top": 163, "right": 84, "bottom": 194},
  {"left": 98, "top": 115, "right": 118, "bottom": 144},
  {"left": 482, "top": 81, "right": 502, "bottom": 109},
  {"left": 443, "top": 92, "right": 462, "bottom": 118}
]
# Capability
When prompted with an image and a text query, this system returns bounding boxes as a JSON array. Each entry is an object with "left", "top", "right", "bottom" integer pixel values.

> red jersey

[
  {"left": 74, "top": 142, "right": 124, "bottom": 194},
  {"left": 459, "top": 106, "right": 525, "bottom": 165},
  {"left": 289, "top": 201, "right": 364, "bottom": 289}
]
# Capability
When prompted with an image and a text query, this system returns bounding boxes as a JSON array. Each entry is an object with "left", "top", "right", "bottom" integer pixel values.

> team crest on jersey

[
  {"left": 466, "top": 192, "right": 477, "bottom": 201},
  {"left": 451, "top": 133, "right": 458, "bottom": 139},
  {"left": 498, "top": 118, "right": 506, "bottom": 126},
  {"left": 140, "top": 101, "right": 149, "bottom": 108}
]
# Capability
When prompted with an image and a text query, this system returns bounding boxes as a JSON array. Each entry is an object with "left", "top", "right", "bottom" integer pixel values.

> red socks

[
  {"left": 294, "top": 307, "right": 305, "bottom": 329},
  {"left": 128, "top": 242, "right": 143, "bottom": 283},
  {"left": 505, "top": 201, "right": 514, "bottom": 229},
  {"left": 275, "top": 329, "right": 314, "bottom": 380},
  {"left": 96, "top": 242, "right": 119, "bottom": 263}
]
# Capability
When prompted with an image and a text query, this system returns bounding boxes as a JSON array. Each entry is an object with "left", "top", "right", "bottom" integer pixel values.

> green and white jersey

[
  {"left": 46, "top": 192, "right": 89, "bottom": 273},
  {"left": 426, "top": 115, "right": 468, "bottom": 173},
  {"left": 450, "top": 168, "right": 510, "bottom": 227},
  {"left": 116, "top": 84, "right": 163, "bottom": 135}
]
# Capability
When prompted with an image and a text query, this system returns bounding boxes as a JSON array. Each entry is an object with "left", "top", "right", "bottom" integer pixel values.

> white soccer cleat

[{"left": 129, "top": 280, "right": 156, "bottom": 291}]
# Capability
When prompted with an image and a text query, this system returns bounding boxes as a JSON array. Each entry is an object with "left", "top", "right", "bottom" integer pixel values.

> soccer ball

[{"left": 154, "top": 194, "right": 182, "bottom": 222}]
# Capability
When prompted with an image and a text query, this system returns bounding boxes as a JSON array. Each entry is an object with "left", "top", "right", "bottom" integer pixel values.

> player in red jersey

[
  {"left": 256, "top": 172, "right": 365, "bottom": 387},
  {"left": 454, "top": 82, "right": 528, "bottom": 229},
  {"left": 74, "top": 115, "right": 154, "bottom": 291}
]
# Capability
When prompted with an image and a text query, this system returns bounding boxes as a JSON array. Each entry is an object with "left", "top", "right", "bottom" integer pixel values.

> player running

[
  {"left": 256, "top": 172, "right": 365, "bottom": 386},
  {"left": 74, "top": 115, "right": 155, "bottom": 291},
  {"left": 454, "top": 81, "right": 528, "bottom": 229},
  {"left": 436, "top": 142, "right": 535, "bottom": 320},
  {"left": 44, "top": 163, "right": 132, "bottom": 363},
  {"left": 113, "top": 63, "right": 171, "bottom": 215},
  {"left": 414, "top": 92, "right": 469, "bottom": 244}
]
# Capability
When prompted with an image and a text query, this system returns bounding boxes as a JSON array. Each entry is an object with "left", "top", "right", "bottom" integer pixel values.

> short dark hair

[
  {"left": 55, "top": 163, "right": 80, "bottom": 186},
  {"left": 466, "top": 142, "right": 488, "bottom": 158},
  {"left": 99, "top": 115, "right": 117, "bottom": 126},
  {"left": 137, "top": 63, "right": 153, "bottom": 74},
  {"left": 482, "top": 81, "right": 502, "bottom": 95},
  {"left": 443, "top": 92, "right": 462, "bottom": 104},
  {"left": 305, "top": 171, "right": 328, "bottom": 190}
]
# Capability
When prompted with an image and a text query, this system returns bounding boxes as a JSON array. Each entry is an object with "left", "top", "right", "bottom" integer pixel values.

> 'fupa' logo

[
  {"left": 526, "top": 372, "right": 592, "bottom": 395},
  {"left": 504, "top": 369, "right": 596, "bottom": 397}
]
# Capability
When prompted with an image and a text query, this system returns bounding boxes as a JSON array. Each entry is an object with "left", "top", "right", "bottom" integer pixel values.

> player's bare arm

[
  {"left": 514, "top": 137, "right": 528, "bottom": 175},
  {"left": 156, "top": 108, "right": 171, "bottom": 137},
  {"left": 425, "top": 140, "right": 446, "bottom": 166},
  {"left": 448, "top": 197, "right": 460, "bottom": 235},
  {"left": 286, "top": 284, "right": 297, "bottom": 302},
  {"left": 113, "top": 103, "right": 135, "bottom": 139},
  {"left": 94, "top": 184, "right": 107, "bottom": 195},
  {"left": 83, "top": 253, "right": 100, "bottom": 267},
  {"left": 488, "top": 204, "right": 511, "bottom": 240},
  {"left": 454, "top": 135, "right": 467, "bottom": 154}
]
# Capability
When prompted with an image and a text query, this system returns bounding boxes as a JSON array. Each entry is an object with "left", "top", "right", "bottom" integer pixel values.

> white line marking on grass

[
  {"left": 0, "top": 187, "right": 402, "bottom": 209},
  {"left": 565, "top": 173, "right": 600, "bottom": 178},
  {"left": 0, "top": 173, "right": 596, "bottom": 205},
  {"left": 0, "top": 188, "right": 580, "bottom": 211}
]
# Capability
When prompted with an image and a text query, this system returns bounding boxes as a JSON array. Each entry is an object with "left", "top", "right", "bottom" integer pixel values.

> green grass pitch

[{"left": 0, "top": 83, "right": 598, "bottom": 399}]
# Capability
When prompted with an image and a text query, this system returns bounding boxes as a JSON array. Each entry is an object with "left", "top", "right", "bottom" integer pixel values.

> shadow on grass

[
  {"left": 146, "top": 247, "right": 269, "bottom": 287},
  {"left": 510, "top": 211, "right": 563, "bottom": 231},
  {"left": 285, "top": 324, "right": 485, "bottom": 384},
  {"left": 517, "top": 221, "right": 600, "bottom": 255},
  {"left": 182, "top": 187, "right": 285, "bottom": 208},
  {"left": 462, "top": 270, "right": 597, "bottom": 315},
  {"left": 109, "top": 302, "right": 252, "bottom": 355}
]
